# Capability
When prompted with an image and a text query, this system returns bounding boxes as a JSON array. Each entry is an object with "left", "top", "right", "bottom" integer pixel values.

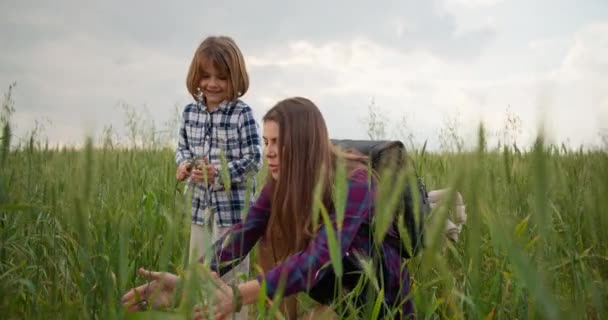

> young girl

[
  {"left": 124, "top": 97, "right": 415, "bottom": 319},
  {"left": 175, "top": 35, "right": 262, "bottom": 319}
]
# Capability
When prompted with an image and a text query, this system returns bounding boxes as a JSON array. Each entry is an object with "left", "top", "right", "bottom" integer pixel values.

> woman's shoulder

[
  {"left": 252, "top": 182, "right": 273, "bottom": 208},
  {"left": 348, "top": 168, "right": 373, "bottom": 185}
]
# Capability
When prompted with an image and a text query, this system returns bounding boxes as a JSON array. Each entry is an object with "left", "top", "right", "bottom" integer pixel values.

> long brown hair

[{"left": 263, "top": 97, "right": 368, "bottom": 262}]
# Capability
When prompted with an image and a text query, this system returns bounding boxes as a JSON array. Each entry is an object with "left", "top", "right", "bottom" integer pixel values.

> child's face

[
  {"left": 263, "top": 120, "right": 280, "bottom": 180},
  {"left": 199, "top": 63, "right": 231, "bottom": 108}
]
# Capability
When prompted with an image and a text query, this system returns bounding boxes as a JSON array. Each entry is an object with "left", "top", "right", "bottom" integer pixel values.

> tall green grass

[
  {"left": 2, "top": 132, "right": 606, "bottom": 319},
  {"left": 1, "top": 89, "right": 607, "bottom": 318}
]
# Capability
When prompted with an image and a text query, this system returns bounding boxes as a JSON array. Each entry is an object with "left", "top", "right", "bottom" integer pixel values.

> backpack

[{"left": 331, "top": 139, "right": 430, "bottom": 259}]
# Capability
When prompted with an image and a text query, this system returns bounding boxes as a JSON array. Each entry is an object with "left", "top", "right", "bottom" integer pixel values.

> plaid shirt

[
  {"left": 175, "top": 99, "right": 262, "bottom": 227},
  {"left": 208, "top": 169, "right": 414, "bottom": 315}
]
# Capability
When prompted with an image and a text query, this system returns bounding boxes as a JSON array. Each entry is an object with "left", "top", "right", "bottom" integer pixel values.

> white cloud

[
  {"left": 247, "top": 38, "right": 503, "bottom": 148},
  {"left": 543, "top": 22, "right": 608, "bottom": 146},
  {"left": 1, "top": 30, "right": 189, "bottom": 145},
  {"left": 1, "top": 0, "right": 606, "bottom": 150},
  {"left": 245, "top": 19, "right": 608, "bottom": 149},
  {"left": 557, "top": 23, "right": 608, "bottom": 82},
  {"left": 443, "top": 0, "right": 504, "bottom": 7},
  {"left": 438, "top": 0, "right": 502, "bottom": 34}
]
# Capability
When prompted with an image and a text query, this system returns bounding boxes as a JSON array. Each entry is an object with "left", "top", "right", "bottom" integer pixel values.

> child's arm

[
  {"left": 211, "top": 106, "right": 262, "bottom": 189},
  {"left": 175, "top": 109, "right": 194, "bottom": 166}
]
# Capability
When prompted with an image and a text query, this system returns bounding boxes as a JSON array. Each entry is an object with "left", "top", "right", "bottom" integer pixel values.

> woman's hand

[
  {"left": 121, "top": 268, "right": 180, "bottom": 312},
  {"left": 192, "top": 272, "right": 234, "bottom": 320}
]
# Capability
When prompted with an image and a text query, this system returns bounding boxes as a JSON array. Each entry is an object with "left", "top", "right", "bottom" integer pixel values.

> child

[{"left": 175, "top": 35, "right": 262, "bottom": 319}]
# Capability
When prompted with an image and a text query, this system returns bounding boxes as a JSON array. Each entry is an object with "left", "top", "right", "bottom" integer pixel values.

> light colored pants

[
  {"left": 427, "top": 189, "right": 467, "bottom": 242},
  {"left": 190, "top": 223, "right": 250, "bottom": 320}
]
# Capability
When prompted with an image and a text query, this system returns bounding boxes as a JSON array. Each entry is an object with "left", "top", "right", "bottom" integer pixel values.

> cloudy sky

[{"left": 1, "top": 0, "right": 607, "bottom": 150}]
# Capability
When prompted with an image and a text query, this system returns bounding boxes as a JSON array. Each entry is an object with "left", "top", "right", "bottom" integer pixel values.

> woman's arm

[
  {"left": 239, "top": 280, "right": 262, "bottom": 305},
  {"left": 203, "top": 184, "right": 272, "bottom": 276}
]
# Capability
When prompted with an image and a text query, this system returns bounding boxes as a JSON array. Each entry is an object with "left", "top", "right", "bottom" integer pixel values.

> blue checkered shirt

[{"left": 175, "top": 99, "right": 262, "bottom": 227}]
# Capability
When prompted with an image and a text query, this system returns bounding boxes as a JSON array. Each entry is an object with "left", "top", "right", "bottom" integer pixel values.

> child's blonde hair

[{"left": 186, "top": 36, "right": 249, "bottom": 101}]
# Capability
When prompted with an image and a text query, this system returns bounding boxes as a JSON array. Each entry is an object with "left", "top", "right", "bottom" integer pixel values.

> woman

[{"left": 122, "top": 97, "right": 415, "bottom": 319}]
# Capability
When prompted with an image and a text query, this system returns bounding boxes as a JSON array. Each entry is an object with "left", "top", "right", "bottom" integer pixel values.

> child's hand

[
  {"left": 176, "top": 162, "right": 192, "bottom": 181},
  {"left": 204, "top": 158, "right": 217, "bottom": 185},
  {"left": 190, "top": 160, "right": 217, "bottom": 186},
  {"left": 190, "top": 166, "right": 205, "bottom": 184}
]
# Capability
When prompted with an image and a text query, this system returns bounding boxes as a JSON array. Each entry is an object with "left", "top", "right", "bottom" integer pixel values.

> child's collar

[{"left": 198, "top": 99, "right": 232, "bottom": 113}]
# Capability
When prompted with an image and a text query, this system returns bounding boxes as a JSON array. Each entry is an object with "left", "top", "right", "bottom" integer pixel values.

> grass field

[{"left": 1, "top": 88, "right": 607, "bottom": 319}]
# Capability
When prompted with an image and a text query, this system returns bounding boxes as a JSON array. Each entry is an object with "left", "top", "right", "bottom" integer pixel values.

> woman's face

[{"left": 263, "top": 120, "right": 280, "bottom": 180}]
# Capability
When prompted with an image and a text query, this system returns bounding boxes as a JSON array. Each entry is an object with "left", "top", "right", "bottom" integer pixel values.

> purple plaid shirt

[{"left": 208, "top": 169, "right": 413, "bottom": 314}]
